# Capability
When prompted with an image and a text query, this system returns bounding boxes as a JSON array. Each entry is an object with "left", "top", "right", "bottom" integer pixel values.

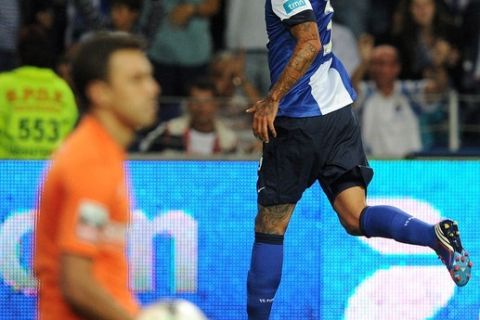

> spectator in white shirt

[
  {"left": 139, "top": 77, "right": 238, "bottom": 155},
  {"left": 351, "top": 37, "right": 448, "bottom": 157}
]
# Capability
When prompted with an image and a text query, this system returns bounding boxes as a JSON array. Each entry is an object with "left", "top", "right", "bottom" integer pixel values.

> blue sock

[
  {"left": 247, "top": 233, "right": 284, "bottom": 320},
  {"left": 360, "top": 205, "right": 438, "bottom": 249}
]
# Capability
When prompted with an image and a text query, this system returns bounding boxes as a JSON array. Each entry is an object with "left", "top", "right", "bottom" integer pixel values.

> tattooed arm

[
  {"left": 247, "top": 21, "right": 321, "bottom": 142},
  {"left": 270, "top": 22, "right": 322, "bottom": 101}
]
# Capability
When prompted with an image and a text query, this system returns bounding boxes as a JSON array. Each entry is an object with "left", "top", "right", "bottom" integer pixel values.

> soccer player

[
  {"left": 34, "top": 33, "right": 159, "bottom": 320},
  {"left": 245, "top": 1, "right": 472, "bottom": 319}
]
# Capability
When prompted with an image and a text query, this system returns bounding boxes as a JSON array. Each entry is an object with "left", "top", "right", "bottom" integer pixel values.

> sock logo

[
  {"left": 259, "top": 298, "right": 274, "bottom": 303},
  {"left": 404, "top": 216, "right": 416, "bottom": 227}
]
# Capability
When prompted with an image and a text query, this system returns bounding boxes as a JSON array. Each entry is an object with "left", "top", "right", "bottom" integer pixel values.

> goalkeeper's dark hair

[{"left": 71, "top": 32, "right": 146, "bottom": 112}]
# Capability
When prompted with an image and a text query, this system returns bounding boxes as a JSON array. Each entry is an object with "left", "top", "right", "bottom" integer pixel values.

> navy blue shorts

[{"left": 257, "top": 105, "right": 373, "bottom": 206}]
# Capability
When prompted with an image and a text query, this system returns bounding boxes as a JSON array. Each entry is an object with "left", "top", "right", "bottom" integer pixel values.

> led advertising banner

[{"left": 0, "top": 160, "right": 478, "bottom": 319}]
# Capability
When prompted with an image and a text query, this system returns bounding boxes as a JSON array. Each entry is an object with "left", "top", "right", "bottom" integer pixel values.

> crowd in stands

[{"left": 0, "top": 0, "right": 479, "bottom": 159}]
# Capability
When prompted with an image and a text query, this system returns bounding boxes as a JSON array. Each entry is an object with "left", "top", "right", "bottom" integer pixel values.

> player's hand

[
  {"left": 246, "top": 97, "right": 278, "bottom": 143},
  {"left": 170, "top": 4, "right": 195, "bottom": 27}
]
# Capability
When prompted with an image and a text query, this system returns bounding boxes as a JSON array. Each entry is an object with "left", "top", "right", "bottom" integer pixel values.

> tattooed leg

[
  {"left": 255, "top": 204, "right": 296, "bottom": 235},
  {"left": 247, "top": 204, "right": 296, "bottom": 319}
]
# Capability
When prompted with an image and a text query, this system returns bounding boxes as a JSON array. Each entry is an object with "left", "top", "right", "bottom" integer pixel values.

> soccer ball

[{"left": 138, "top": 299, "right": 208, "bottom": 320}]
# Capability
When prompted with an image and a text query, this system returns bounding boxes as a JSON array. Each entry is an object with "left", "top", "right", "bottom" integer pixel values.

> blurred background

[
  {"left": 0, "top": 0, "right": 479, "bottom": 319},
  {"left": 0, "top": 0, "right": 479, "bottom": 159}
]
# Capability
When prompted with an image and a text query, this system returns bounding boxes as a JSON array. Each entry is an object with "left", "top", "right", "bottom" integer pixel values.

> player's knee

[
  {"left": 343, "top": 224, "right": 362, "bottom": 236},
  {"left": 335, "top": 203, "right": 366, "bottom": 236},
  {"left": 254, "top": 219, "right": 288, "bottom": 235},
  {"left": 339, "top": 215, "right": 362, "bottom": 236},
  {"left": 253, "top": 204, "right": 294, "bottom": 235}
]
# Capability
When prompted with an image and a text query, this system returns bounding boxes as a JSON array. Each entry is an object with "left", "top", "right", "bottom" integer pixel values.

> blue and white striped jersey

[{"left": 266, "top": 0, "right": 356, "bottom": 117}]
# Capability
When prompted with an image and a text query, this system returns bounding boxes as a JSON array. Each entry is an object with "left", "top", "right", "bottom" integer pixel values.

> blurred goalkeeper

[{"left": 34, "top": 32, "right": 159, "bottom": 320}]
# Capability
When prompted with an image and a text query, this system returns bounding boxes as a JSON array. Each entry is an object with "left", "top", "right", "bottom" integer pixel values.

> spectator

[
  {"left": 139, "top": 77, "right": 237, "bottom": 155},
  {"left": 351, "top": 38, "right": 448, "bottom": 157},
  {"left": 0, "top": 0, "right": 20, "bottom": 72},
  {"left": 29, "top": 1, "right": 59, "bottom": 64},
  {"left": 110, "top": 0, "right": 142, "bottom": 33},
  {"left": 66, "top": 0, "right": 109, "bottom": 44},
  {"left": 210, "top": 51, "right": 261, "bottom": 116},
  {"left": 0, "top": 26, "right": 78, "bottom": 159},
  {"left": 392, "top": 0, "right": 459, "bottom": 80},
  {"left": 79, "top": 0, "right": 144, "bottom": 41},
  {"left": 27, "top": 0, "right": 104, "bottom": 53},
  {"left": 63, "top": 0, "right": 143, "bottom": 99},
  {"left": 24, "top": 0, "right": 99, "bottom": 65},
  {"left": 210, "top": 51, "right": 261, "bottom": 153},
  {"left": 225, "top": 0, "right": 270, "bottom": 96},
  {"left": 140, "top": 0, "right": 220, "bottom": 122}
]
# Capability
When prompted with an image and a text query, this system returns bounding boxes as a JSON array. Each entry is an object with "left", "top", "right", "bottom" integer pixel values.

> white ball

[{"left": 138, "top": 299, "right": 208, "bottom": 320}]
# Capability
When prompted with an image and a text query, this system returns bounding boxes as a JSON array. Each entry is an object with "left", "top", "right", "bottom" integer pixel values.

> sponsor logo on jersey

[{"left": 283, "top": 0, "right": 307, "bottom": 14}]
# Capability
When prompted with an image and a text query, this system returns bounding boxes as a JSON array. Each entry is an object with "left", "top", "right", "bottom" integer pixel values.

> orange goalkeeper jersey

[{"left": 34, "top": 115, "right": 138, "bottom": 319}]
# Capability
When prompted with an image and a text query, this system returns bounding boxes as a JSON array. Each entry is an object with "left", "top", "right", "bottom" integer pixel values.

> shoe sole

[{"left": 450, "top": 251, "right": 472, "bottom": 287}]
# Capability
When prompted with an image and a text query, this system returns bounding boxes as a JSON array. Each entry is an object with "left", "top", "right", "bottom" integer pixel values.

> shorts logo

[{"left": 283, "top": 0, "right": 307, "bottom": 14}]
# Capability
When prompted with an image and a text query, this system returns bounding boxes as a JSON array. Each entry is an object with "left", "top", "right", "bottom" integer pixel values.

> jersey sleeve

[
  {"left": 272, "top": 0, "right": 316, "bottom": 26},
  {"left": 57, "top": 163, "right": 116, "bottom": 258}
]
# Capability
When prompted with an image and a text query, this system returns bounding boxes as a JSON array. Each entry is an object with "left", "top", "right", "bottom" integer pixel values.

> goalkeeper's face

[{"left": 103, "top": 49, "right": 160, "bottom": 130}]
